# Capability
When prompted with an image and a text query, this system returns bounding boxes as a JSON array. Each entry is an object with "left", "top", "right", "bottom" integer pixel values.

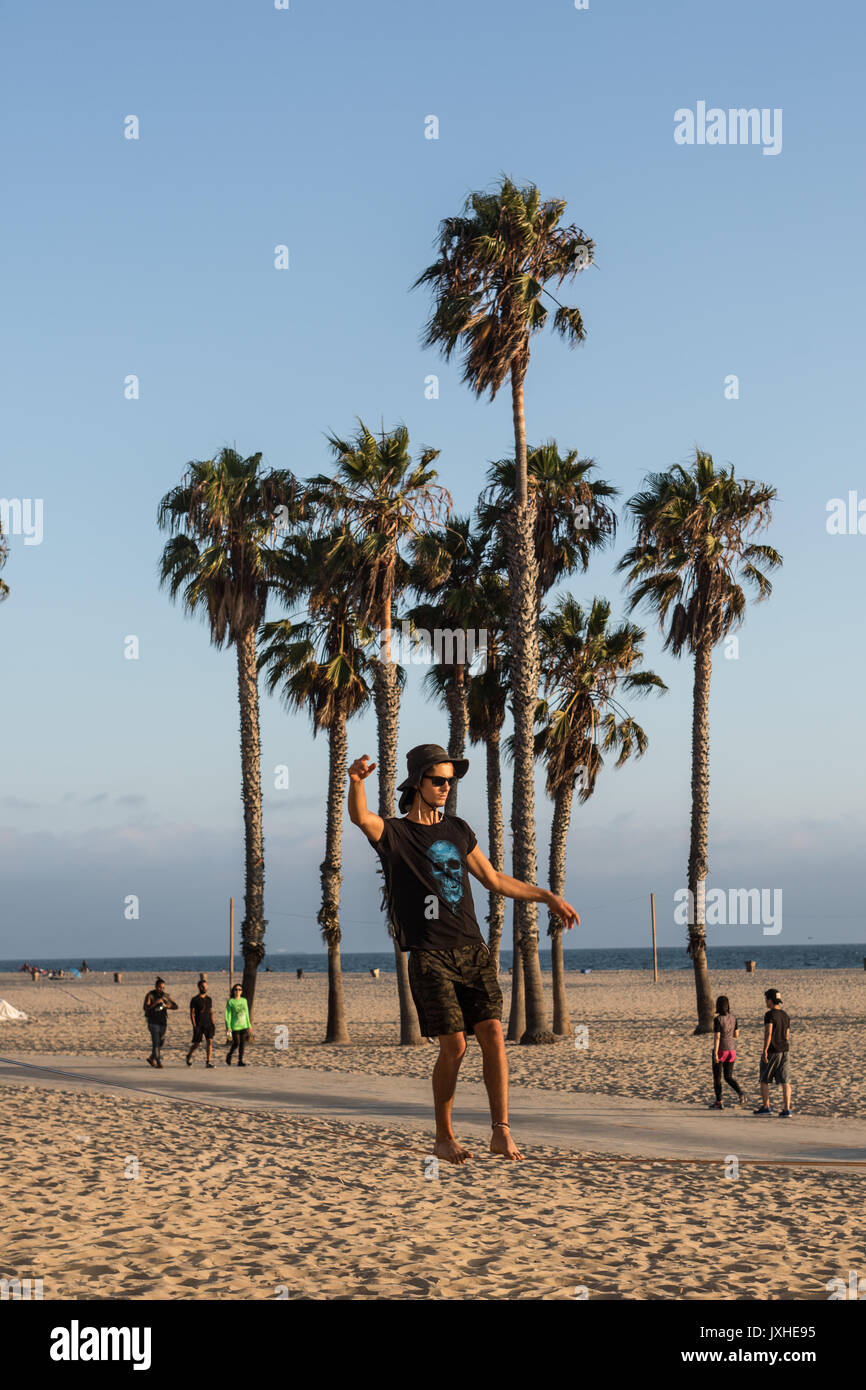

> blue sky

[{"left": 2, "top": 0, "right": 864, "bottom": 957}]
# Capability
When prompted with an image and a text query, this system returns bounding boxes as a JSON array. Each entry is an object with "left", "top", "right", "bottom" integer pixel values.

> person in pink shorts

[{"left": 710, "top": 994, "right": 744, "bottom": 1109}]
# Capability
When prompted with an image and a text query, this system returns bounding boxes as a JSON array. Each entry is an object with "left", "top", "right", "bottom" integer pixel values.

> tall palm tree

[
  {"left": 259, "top": 532, "right": 374, "bottom": 1044},
  {"left": 157, "top": 447, "right": 303, "bottom": 1016},
  {"left": 407, "top": 517, "right": 488, "bottom": 815},
  {"left": 307, "top": 421, "right": 451, "bottom": 1045},
  {"left": 416, "top": 182, "right": 595, "bottom": 1044},
  {"left": 618, "top": 449, "right": 781, "bottom": 1032},
  {"left": 477, "top": 442, "right": 617, "bottom": 1033},
  {"left": 537, "top": 595, "right": 666, "bottom": 1034}
]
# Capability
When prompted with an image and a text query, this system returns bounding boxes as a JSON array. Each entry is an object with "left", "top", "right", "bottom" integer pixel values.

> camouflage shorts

[{"left": 408, "top": 944, "right": 503, "bottom": 1039}]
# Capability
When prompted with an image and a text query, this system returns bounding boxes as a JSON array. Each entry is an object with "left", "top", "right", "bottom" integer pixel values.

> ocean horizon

[{"left": 4, "top": 943, "right": 863, "bottom": 975}]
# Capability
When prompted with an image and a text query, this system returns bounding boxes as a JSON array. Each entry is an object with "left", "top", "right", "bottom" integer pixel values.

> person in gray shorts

[{"left": 754, "top": 987, "right": 792, "bottom": 1117}]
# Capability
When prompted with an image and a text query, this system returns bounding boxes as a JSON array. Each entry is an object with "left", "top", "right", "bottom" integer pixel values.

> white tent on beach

[{"left": 0, "top": 998, "right": 28, "bottom": 1022}]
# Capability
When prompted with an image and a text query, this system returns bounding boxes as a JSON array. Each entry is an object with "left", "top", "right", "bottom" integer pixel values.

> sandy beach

[{"left": 1, "top": 967, "right": 864, "bottom": 1300}]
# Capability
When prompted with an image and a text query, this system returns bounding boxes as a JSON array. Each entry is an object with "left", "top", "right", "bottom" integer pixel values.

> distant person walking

[
  {"left": 225, "top": 983, "right": 251, "bottom": 1066},
  {"left": 186, "top": 980, "right": 216, "bottom": 1067},
  {"left": 143, "top": 977, "right": 178, "bottom": 1068},
  {"left": 709, "top": 995, "right": 744, "bottom": 1108},
  {"left": 754, "top": 988, "right": 792, "bottom": 1117}
]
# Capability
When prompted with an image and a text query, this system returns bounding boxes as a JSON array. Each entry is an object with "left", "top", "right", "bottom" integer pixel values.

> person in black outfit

[
  {"left": 186, "top": 979, "right": 216, "bottom": 1067},
  {"left": 755, "top": 987, "right": 793, "bottom": 1116},
  {"left": 348, "top": 742, "right": 580, "bottom": 1165},
  {"left": 142, "top": 977, "right": 178, "bottom": 1068}
]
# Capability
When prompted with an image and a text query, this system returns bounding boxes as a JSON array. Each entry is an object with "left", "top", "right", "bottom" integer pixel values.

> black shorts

[
  {"left": 408, "top": 944, "right": 502, "bottom": 1039},
  {"left": 760, "top": 1052, "right": 790, "bottom": 1085},
  {"left": 192, "top": 1024, "right": 215, "bottom": 1043}
]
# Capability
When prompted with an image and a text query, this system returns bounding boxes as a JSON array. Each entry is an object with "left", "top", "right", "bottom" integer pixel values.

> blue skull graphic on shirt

[{"left": 427, "top": 839, "right": 464, "bottom": 907}]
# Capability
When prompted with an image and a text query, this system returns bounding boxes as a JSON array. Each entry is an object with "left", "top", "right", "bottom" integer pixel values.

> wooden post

[
  {"left": 229, "top": 897, "right": 235, "bottom": 992},
  {"left": 650, "top": 892, "right": 658, "bottom": 983}
]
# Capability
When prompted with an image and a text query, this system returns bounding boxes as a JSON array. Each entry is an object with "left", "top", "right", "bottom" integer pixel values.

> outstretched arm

[
  {"left": 347, "top": 754, "right": 385, "bottom": 844},
  {"left": 467, "top": 846, "right": 580, "bottom": 930}
]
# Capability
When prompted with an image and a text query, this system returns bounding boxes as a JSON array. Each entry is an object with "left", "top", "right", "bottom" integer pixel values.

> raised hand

[{"left": 348, "top": 754, "right": 377, "bottom": 783}]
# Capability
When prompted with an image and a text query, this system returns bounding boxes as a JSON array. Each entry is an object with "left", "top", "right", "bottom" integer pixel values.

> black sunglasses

[{"left": 424, "top": 774, "right": 453, "bottom": 787}]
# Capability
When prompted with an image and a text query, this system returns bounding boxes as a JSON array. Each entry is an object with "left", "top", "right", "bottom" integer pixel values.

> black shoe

[
  {"left": 156, "top": 1060, "right": 163, "bottom": 1069},
  {"left": 185, "top": 1054, "right": 193, "bottom": 1066},
  {"left": 709, "top": 1101, "right": 723, "bottom": 1109},
  {"left": 206, "top": 1062, "right": 214, "bottom": 1068},
  {"left": 226, "top": 1056, "right": 231, "bottom": 1065},
  {"left": 146, "top": 1057, "right": 157, "bottom": 1068}
]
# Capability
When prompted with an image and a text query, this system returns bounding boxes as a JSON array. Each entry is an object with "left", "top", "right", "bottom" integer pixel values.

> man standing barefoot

[{"left": 348, "top": 742, "right": 580, "bottom": 1163}]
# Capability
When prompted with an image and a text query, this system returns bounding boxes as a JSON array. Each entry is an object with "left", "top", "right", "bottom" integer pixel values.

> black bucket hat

[{"left": 396, "top": 743, "right": 469, "bottom": 814}]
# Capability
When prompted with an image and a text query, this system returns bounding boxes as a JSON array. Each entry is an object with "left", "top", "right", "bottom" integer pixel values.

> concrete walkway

[{"left": 3, "top": 1053, "right": 865, "bottom": 1170}]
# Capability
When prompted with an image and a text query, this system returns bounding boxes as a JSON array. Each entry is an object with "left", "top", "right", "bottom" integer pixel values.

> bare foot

[
  {"left": 490, "top": 1124, "right": 524, "bottom": 1160},
  {"left": 433, "top": 1136, "right": 473, "bottom": 1164}
]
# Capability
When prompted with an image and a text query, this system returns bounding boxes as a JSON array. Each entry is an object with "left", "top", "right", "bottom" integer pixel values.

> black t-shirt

[
  {"left": 373, "top": 814, "right": 484, "bottom": 951},
  {"left": 190, "top": 993, "right": 213, "bottom": 1027},
  {"left": 144, "top": 990, "right": 168, "bottom": 1023},
  {"left": 764, "top": 1008, "right": 790, "bottom": 1053}
]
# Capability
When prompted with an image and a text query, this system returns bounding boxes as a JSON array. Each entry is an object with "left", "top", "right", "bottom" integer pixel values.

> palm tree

[
  {"left": 537, "top": 595, "right": 666, "bottom": 1034},
  {"left": 618, "top": 449, "right": 781, "bottom": 1032},
  {"left": 307, "top": 421, "right": 451, "bottom": 1044},
  {"left": 416, "top": 183, "right": 595, "bottom": 1044},
  {"left": 259, "top": 531, "right": 374, "bottom": 1044},
  {"left": 157, "top": 447, "right": 303, "bottom": 1016},
  {"left": 478, "top": 443, "right": 618, "bottom": 614},
  {"left": 407, "top": 517, "right": 488, "bottom": 814},
  {"left": 477, "top": 442, "right": 618, "bottom": 1033}
]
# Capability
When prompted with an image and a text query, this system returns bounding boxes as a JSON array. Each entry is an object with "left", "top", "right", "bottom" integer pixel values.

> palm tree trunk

[
  {"left": 326, "top": 938, "right": 349, "bottom": 1045},
  {"left": 548, "top": 782, "right": 573, "bottom": 1036},
  {"left": 506, "top": 912, "right": 526, "bottom": 1040},
  {"left": 375, "top": 618, "right": 423, "bottom": 1045},
  {"left": 506, "top": 359, "right": 553, "bottom": 1045},
  {"left": 320, "top": 710, "right": 349, "bottom": 1043},
  {"left": 688, "top": 638, "right": 715, "bottom": 1033},
  {"left": 445, "top": 667, "right": 468, "bottom": 815},
  {"left": 485, "top": 729, "right": 505, "bottom": 973},
  {"left": 236, "top": 624, "right": 266, "bottom": 1018}
]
